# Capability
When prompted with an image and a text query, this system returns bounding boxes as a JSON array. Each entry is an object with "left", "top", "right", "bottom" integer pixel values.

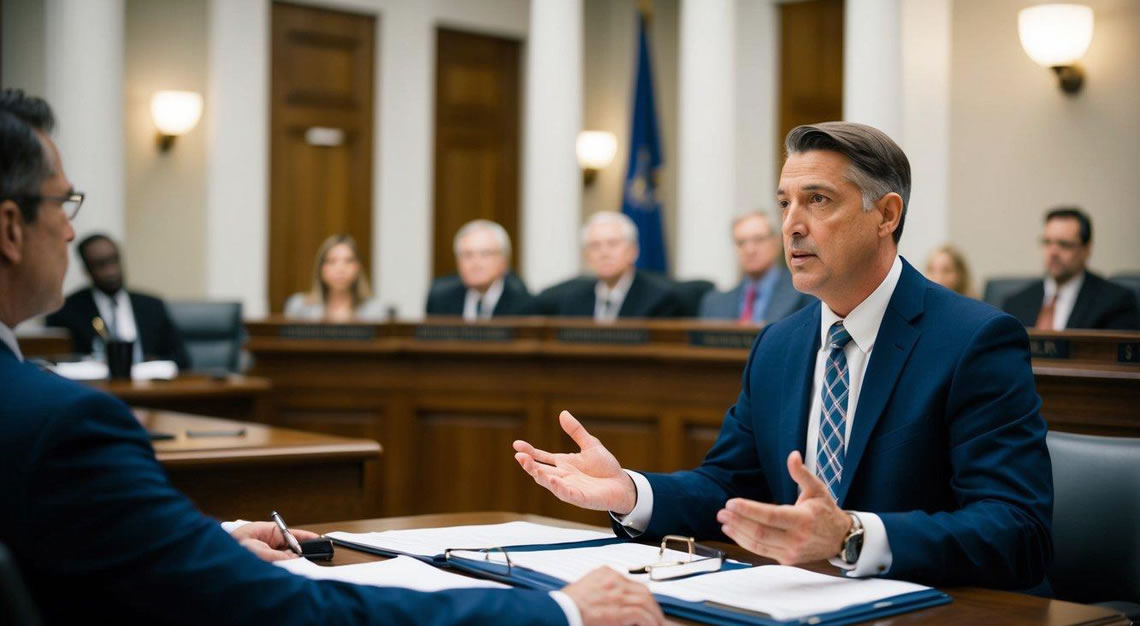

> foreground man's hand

[
  {"left": 563, "top": 566, "right": 665, "bottom": 626},
  {"left": 716, "top": 451, "right": 852, "bottom": 565},
  {"left": 230, "top": 521, "right": 320, "bottom": 562},
  {"left": 513, "top": 410, "right": 637, "bottom": 515}
]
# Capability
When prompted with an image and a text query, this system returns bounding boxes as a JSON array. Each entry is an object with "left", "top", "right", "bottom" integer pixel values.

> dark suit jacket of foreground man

[
  {"left": 0, "top": 342, "right": 568, "bottom": 625},
  {"left": 617, "top": 260, "right": 1053, "bottom": 590},
  {"left": 45, "top": 286, "right": 192, "bottom": 368}
]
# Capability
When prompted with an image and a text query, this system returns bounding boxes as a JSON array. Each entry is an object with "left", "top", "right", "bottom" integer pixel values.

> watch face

[{"left": 844, "top": 532, "right": 864, "bottom": 564}]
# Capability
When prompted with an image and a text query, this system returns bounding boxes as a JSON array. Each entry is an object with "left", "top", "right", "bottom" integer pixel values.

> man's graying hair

[
  {"left": 784, "top": 122, "right": 911, "bottom": 244},
  {"left": 0, "top": 89, "right": 56, "bottom": 224}
]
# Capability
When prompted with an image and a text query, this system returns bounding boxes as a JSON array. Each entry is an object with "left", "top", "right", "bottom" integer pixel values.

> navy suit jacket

[
  {"left": 45, "top": 287, "right": 192, "bottom": 369},
  {"left": 0, "top": 344, "right": 566, "bottom": 625},
  {"left": 555, "top": 271, "right": 682, "bottom": 318},
  {"left": 425, "top": 274, "right": 538, "bottom": 317},
  {"left": 621, "top": 260, "right": 1053, "bottom": 590},
  {"left": 698, "top": 267, "right": 815, "bottom": 322}
]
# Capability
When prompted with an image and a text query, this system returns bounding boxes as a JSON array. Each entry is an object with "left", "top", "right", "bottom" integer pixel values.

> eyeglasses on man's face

[{"left": 3, "top": 191, "right": 85, "bottom": 221}]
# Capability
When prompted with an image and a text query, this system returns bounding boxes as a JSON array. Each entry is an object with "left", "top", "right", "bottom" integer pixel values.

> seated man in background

[
  {"left": 1003, "top": 207, "right": 1139, "bottom": 330},
  {"left": 425, "top": 219, "right": 536, "bottom": 319},
  {"left": 699, "top": 211, "right": 813, "bottom": 324},
  {"left": 0, "top": 89, "right": 661, "bottom": 626},
  {"left": 553, "top": 211, "right": 680, "bottom": 320},
  {"left": 46, "top": 232, "right": 190, "bottom": 368}
]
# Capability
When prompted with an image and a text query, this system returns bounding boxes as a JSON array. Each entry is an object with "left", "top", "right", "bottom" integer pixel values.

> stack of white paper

[
  {"left": 325, "top": 521, "right": 612, "bottom": 558},
  {"left": 276, "top": 555, "right": 509, "bottom": 591}
]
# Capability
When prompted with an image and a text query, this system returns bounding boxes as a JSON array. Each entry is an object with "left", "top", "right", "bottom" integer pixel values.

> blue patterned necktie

[{"left": 816, "top": 322, "right": 853, "bottom": 501}]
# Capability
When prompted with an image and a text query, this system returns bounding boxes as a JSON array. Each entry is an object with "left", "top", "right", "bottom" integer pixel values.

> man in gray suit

[{"left": 699, "top": 211, "right": 814, "bottom": 323}]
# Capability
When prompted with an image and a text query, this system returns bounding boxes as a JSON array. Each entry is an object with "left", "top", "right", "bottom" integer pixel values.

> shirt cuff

[
  {"left": 609, "top": 470, "right": 653, "bottom": 536},
  {"left": 828, "top": 511, "right": 892, "bottom": 577},
  {"left": 549, "top": 590, "right": 583, "bottom": 626},
  {"left": 220, "top": 519, "right": 251, "bottom": 533}
]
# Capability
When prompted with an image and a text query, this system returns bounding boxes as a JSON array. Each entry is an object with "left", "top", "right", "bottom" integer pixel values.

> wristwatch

[{"left": 837, "top": 512, "right": 864, "bottom": 568}]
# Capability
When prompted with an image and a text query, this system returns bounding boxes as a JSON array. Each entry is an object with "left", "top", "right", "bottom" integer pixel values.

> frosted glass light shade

[
  {"left": 1018, "top": 4, "right": 1094, "bottom": 67},
  {"left": 150, "top": 90, "right": 203, "bottom": 136},
  {"left": 576, "top": 131, "right": 618, "bottom": 170}
]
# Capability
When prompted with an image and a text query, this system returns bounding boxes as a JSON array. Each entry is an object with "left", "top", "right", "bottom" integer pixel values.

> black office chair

[
  {"left": 0, "top": 543, "right": 42, "bottom": 626},
  {"left": 1110, "top": 273, "right": 1140, "bottom": 308},
  {"left": 1047, "top": 431, "right": 1140, "bottom": 622},
  {"left": 982, "top": 276, "right": 1037, "bottom": 308},
  {"left": 167, "top": 301, "right": 244, "bottom": 373},
  {"left": 673, "top": 279, "right": 715, "bottom": 318}
]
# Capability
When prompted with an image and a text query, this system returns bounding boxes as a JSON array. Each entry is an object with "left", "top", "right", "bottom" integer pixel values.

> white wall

[
  {"left": 125, "top": 0, "right": 208, "bottom": 300},
  {"left": 950, "top": 0, "right": 1140, "bottom": 283},
  {"left": 1, "top": 0, "right": 46, "bottom": 97}
]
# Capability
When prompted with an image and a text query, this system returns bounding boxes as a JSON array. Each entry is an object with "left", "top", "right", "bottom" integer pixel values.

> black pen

[{"left": 271, "top": 510, "right": 304, "bottom": 556}]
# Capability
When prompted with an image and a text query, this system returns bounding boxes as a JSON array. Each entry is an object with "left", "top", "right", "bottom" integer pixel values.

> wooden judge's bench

[{"left": 243, "top": 318, "right": 1140, "bottom": 523}]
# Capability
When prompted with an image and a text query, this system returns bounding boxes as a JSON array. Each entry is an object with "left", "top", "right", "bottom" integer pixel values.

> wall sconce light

[
  {"left": 151, "top": 90, "right": 203, "bottom": 152},
  {"left": 576, "top": 130, "right": 617, "bottom": 186},
  {"left": 1018, "top": 3, "right": 1094, "bottom": 95}
]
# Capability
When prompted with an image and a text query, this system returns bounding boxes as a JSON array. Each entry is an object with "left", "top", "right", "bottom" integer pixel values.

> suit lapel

[
  {"left": 1065, "top": 273, "right": 1097, "bottom": 329},
  {"left": 835, "top": 262, "right": 924, "bottom": 507},
  {"left": 618, "top": 273, "right": 642, "bottom": 317},
  {"left": 776, "top": 305, "right": 820, "bottom": 503},
  {"left": 764, "top": 269, "right": 799, "bottom": 322}
]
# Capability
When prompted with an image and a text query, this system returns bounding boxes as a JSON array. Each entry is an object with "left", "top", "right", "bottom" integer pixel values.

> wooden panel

[
  {"left": 779, "top": 0, "right": 844, "bottom": 161},
  {"left": 433, "top": 28, "right": 521, "bottom": 277},
  {"left": 414, "top": 408, "right": 531, "bottom": 514},
  {"left": 270, "top": 2, "right": 375, "bottom": 311}
]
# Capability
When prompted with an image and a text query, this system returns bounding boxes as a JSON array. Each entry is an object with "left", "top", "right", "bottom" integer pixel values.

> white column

[
  {"left": 521, "top": 0, "right": 583, "bottom": 291},
  {"left": 375, "top": 2, "right": 433, "bottom": 319},
  {"left": 206, "top": 0, "right": 269, "bottom": 317},
  {"left": 899, "top": 0, "right": 951, "bottom": 264},
  {"left": 44, "top": 0, "right": 125, "bottom": 295},
  {"left": 734, "top": 0, "right": 780, "bottom": 221},
  {"left": 677, "top": 0, "right": 736, "bottom": 287},
  {"left": 844, "top": 0, "right": 902, "bottom": 139}
]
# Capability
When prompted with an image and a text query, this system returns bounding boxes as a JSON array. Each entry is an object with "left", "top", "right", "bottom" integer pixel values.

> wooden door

[
  {"left": 269, "top": 2, "right": 375, "bottom": 312},
  {"left": 778, "top": 0, "right": 844, "bottom": 158},
  {"left": 433, "top": 28, "right": 521, "bottom": 278}
]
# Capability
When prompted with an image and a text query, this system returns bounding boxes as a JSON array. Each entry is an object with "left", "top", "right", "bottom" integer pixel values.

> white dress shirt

[
  {"left": 220, "top": 519, "right": 582, "bottom": 625},
  {"left": 462, "top": 278, "right": 505, "bottom": 321},
  {"left": 0, "top": 321, "right": 23, "bottom": 361},
  {"left": 594, "top": 270, "right": 635, "bottom": 321},
  {"left": 1042, "top": 272, "right": 1084, "bottom": 330},
  {"left": 617, "top": 256, "right": 904, "bottom": 578}
]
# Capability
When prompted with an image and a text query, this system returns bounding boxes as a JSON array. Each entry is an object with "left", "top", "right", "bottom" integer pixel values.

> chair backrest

[
  {"left": 982, "top": 276, "right": 1037, "bottom": 308},
  {"left": 1110, "top": 273, "right": 1140, "bottom": 307},
  {"left": 1046, "top": 431, "right": 1140, "bottom": 605},
  {"left": 167, "top": 300, "right": 243, "bottom": 373},
  {"left": 673, "top": 279, "right": 715, "bottom": 317},
  {"left": 0, "top": 543, "right": 42, "bottom": 626}
]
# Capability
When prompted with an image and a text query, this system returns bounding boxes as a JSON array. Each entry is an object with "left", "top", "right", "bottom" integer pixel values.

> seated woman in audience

[
  {"left": 925, "top": 244, "right": 975, "bottom": 298},
  {"left": 285, "top": 235, "right": 384, "bottom": 321}
]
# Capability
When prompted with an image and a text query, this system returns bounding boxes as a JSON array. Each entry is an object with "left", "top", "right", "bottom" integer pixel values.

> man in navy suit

[
  {"left": 514, "top": 122, "right": 1053, "bottom": 591},
  {"left": 0, "top": 89, "right": 662, "bottom": 625},
  {"left": 699, "top": 211, "right": 814, "bottom": 324}
]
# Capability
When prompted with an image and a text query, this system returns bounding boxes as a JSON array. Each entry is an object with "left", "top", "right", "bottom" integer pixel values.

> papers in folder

[
  {"left": 276, "top": 555, "right": 509, "bottom": 591},
  {"left": 325, "top": 521, "right": 612, "bottom": 557}
]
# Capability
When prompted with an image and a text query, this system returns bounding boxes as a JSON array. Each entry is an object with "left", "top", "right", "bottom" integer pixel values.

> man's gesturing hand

[
  {"left": 562, "top": 567, "right": 664, "bottom": 626},
  {"left": 513, "top": 411, "right": 638, "bottom": 515},
  {"left": 716, "top": 451, "right": 853, "bottom": 565}
]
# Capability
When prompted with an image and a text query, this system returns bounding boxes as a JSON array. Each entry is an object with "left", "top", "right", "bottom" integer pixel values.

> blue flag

[{"left": 622, "top": 13, "right": 667, "bottom": 273}]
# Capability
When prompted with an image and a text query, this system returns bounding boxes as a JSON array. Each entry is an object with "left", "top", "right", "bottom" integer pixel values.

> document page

[
  {"left": 276, "top": 555, "right": 510, "bottom": 591},
  {"left": 504, "top": 542, "right": 724, "bottom": 584},
  {"left": 650, "top": 565, "right": 932, "bottom": 621},
  {"left": 325, "top": 521, "right": 612, "bottom": 557}
]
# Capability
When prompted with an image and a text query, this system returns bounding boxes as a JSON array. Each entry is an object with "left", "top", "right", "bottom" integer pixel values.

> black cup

[{"left": 105, "top": 339, "right": 134, "bottom": 380}]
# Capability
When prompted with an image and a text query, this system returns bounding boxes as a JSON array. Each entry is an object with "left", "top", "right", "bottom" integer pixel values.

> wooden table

[
  {"left": 142, "top": 411, "right": 382, "bottom": 524},
  {"left": 300, "top": 512, "right": 1128, "bottom": 626},
  {"left": 243, "top": 318, "right": 1140, "bottom": 523},
  {"left": 93, "top": 374, "right": 276, "bottom": 422}
]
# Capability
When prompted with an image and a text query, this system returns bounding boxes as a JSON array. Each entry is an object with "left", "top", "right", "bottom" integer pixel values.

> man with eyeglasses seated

[
  {"left": 45, "top": 232, "right": 191, "bottom": 368},
  {"left": 1002, "top": 207, "right": 1139, "bottom": 330},
  {"left": 1, "top": 88, "right": 664, "bottom": 626}
]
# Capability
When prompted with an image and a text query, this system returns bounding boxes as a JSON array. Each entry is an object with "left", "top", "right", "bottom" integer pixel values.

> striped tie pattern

[{"left": 816, "top": 322, "right": 852, "bottom": 501}]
